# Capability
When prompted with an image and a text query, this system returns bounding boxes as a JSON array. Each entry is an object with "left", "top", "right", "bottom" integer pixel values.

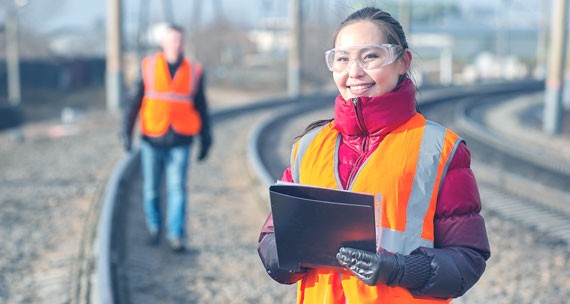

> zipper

[
  {"left": 346, "top": 97, "right": 370, "bottom": 189},
  {"left": 351, "top": 97, "right": 368, "bottom": 135}
]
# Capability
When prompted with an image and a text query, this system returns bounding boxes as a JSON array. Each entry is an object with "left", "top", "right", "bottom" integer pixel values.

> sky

[
  {"left": 15, "top": 0, "right": 288, "bottom": 33},
  {"left": 12, "top": 0, "right": 543, "bottom": 35}
]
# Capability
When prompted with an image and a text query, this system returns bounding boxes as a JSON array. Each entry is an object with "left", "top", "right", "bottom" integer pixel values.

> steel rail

[
  {"left": 248, "top": 80, "right": 570, "bottom": 245},
  {"left": 96, "top": 79, "right": 564, "bottom": 303},
  {"left": 95, "top": 94, "right": 310, "bottom": 303}
]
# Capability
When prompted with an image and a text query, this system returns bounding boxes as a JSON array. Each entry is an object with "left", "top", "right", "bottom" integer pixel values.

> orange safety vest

[
  {"left": 289, "top": 113, "right": 461, "bottom": 304},
  {"left": 140, "top": 52, "right": 203, "bottom": 137}
]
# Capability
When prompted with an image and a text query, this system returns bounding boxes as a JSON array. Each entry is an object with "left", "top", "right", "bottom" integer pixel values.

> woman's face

[{"left": 332, "top": 21, "right": 410, "bottom": 100}]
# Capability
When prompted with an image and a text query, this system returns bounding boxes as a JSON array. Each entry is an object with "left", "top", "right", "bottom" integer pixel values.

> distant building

[{"left": 46, "top": 27, "right": 105, "bottom": 58}]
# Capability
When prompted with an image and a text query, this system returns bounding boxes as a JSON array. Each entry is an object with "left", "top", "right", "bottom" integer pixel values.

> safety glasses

[{"left": 324, "top": 44, "right": 404, "bottom": 73}]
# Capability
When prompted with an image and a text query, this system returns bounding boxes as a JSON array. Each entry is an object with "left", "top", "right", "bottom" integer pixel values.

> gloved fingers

[
  {"left": 336, "top": 252, "right": 354, "bottom": 267},
  {"left": 337, "top": 247, "right": 358, "bottom": 266},
  {"left": 337, "top": 247, "right": 381, "bottom": 285},
  {"left": 353, "top": 267, "right": 376, "bottom": 280},
  {"left": 341, "top": 257, "right": 375, "bottom": 278},
  {"left": 338, "top": 247, "right": 375, "bottom": 263},
  {"left": 350, "top": 258, "right": 383, "bottom": 286},
  {"left": 345, "top": 261, "right": 377, "bottom": 285},
  {"left": 354, "top": 273, "right": 376, "bottom": 286},
  {"left": 337, "top": 248, "right": 377, "bottom": 273},
  {"left": 354, "top": 259, "right": 375, "bottom": 272}
]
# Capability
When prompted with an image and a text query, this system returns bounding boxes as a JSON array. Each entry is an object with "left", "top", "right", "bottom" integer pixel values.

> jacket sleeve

[
  {"left": 257, "top": 168, "right": 306, "bottom": 284},
  {"left": 193, "top": 72, "right": 211, "bottom": 140},
  {"left": 122, "top": 74, "right": 144, "bottom": 137},
  {"left": 407, "top": 142, "right": 491, "bottom": 298}
]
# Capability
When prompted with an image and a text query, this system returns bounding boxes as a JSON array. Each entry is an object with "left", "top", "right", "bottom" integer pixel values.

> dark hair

[
  {"left": 297, "top": 7, "right": 411, "bottom": 139},
  {"left": 166, "top": 24, "right": 185, "bottom": 34},
  {"left": 333, "top": 7, "right": 408, "bottom": 50}
]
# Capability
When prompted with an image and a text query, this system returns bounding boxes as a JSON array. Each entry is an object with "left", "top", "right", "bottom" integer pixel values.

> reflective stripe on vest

[
  {"left": 140, "top": 53, "right": 203, "bottom": 136},
  {"left": 291, "top": 125, "right": 326, "bottom": 184},
  {"left": 377, "top": 120, "right": 462, "bottom": 254},
  {"left": 291, "top": 114, "right": 460, "bottom": 303},
  {"left": 143, "top": 54, "right": 202, "bottom": 103}
]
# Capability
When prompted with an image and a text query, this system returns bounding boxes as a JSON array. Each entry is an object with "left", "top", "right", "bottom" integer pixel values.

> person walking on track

[
  {"left": 258, "top": 7, "right": 490, "bottom": 303},
  {"left": 122, "top": 24, "right": 212, "bottom": 252}
]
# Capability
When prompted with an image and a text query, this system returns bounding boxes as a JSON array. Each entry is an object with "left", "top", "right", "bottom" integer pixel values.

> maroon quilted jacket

[{"left": 258, "top": 79, "right": 491, "bottom": 298}]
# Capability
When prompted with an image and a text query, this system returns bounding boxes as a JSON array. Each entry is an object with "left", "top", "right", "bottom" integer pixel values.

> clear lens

[{"left": 324, "top": 44, "right": 403, "bottom": 72}]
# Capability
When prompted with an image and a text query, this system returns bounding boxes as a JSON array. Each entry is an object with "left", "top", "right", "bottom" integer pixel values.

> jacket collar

[{"left": 333, "top": 78, "right": 417, "bottom": 136}]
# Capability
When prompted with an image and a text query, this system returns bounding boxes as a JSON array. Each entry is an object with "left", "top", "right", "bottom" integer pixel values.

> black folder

[{"left": 269, "top": 183, "right": 376, "bottom": 272}]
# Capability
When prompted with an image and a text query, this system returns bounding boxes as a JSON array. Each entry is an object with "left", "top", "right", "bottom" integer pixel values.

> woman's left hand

[{"left": 336, "top": 247, "right": 405, "bottom": 286}]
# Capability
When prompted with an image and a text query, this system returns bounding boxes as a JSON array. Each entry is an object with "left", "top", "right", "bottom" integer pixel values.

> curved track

[
  {"left": 99, "top": 80, "right": 570, "bottom": 303},
  {"left": 253, "top": 80, "right": 570, "bottom": 243},
  {"left": 250, "top": 80, "right": 570, "bottom": 302},
  {"left": 98, "top": 96, "right": 312, "bottom": 303}
]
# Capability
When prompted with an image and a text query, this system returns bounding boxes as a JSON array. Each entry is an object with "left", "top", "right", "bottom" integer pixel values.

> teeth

[{"left": 350, "top": 84, "right": 373, "bottom": 90}]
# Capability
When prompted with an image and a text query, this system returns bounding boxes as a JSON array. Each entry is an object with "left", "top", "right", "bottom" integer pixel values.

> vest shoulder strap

[{"left": 290, "top": 123, "right": 330, "bottom": 183}]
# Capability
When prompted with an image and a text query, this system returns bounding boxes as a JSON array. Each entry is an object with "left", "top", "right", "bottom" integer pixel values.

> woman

[{"left": 258, "top": 7, "right": 490, "bottom": 303}]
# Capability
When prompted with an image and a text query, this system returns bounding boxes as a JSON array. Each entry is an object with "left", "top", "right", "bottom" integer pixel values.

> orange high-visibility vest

[
  {"left": 290, "top": 113, "right": 461, "bottom": 304},
  {"left": 140, "top": 52, "right": 203, "bottom": 137}
]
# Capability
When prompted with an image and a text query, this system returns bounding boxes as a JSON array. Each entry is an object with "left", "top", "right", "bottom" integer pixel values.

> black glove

[
  {"left": 120, "top": 132, "right": 132, "bottom": 152},
  {"left": 258, "top": 233, "right": 308, "bottom": 284},
  {"left": 336, "top": 247, "right": 405, "bottom": 286},
  {"left": 197, "top": 133, "right": 211, "bottom": 161}
]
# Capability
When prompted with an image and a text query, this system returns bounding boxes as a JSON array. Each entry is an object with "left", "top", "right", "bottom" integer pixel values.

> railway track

[
  {"left": 251, "top": 80, "right": 570, "bottom": 243},
  {"left": 454, "top": 92, "right": 570, "bottom": 244},
  {"left": 97, "top": 97, "right": 308, "bottom": 304},
  {"left": 0, "top": 108, "right": 122, "bottom": 304},
  {"left": 97, "top": 80, "right": 570, "bottom": 303},
  {"left": 249, "top": 80, "right": 570, "bottom": 302}
]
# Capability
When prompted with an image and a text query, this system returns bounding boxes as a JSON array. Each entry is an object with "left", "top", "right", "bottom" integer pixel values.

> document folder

[{"left": 269, "top": 183, "right": 376, "bottom": 272}]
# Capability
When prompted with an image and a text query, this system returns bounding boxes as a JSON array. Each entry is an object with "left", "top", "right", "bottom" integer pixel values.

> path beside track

[
  {"left": 1, "top": 85, "right": 568, "bottom": 304},
  {"left": 0, "top": 86, "right": 291, "bottom": 304},
  {"left": 0, "top": 90, "right": 122, "bottom": 303}
]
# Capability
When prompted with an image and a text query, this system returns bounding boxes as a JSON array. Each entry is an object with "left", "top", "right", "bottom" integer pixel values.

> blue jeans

[{"left": 141, "top": 140, "right": 190, "bottom": 240}]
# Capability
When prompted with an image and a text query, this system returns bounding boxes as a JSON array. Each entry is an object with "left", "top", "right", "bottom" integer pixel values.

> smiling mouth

[{"left": 348, "top": 83, "right": 374, "bottom": 91}]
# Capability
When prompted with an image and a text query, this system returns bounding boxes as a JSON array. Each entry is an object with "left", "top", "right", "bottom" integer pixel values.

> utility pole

[
  {"left": 5, "top": 5, "right": 21, "bottom": 107},
  {"left": 4, "top": 1, "right": 26, "bottom": 143},
  {"left": 137, "top": 0, "right": 150, "bottom": 61},
  {"left": 106, "top": 0, "right": 123, "bottom": 113},
  {"left": 543, "top": 0, "right": 567, "bottom": 135},
  {"left": 288, "top": 0, "right": 302, "bottom": 98}
]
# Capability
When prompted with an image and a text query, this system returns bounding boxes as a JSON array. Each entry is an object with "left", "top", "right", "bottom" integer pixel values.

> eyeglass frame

[{"left": 324, "top": 44, "right": 405, "bottom": 73}]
